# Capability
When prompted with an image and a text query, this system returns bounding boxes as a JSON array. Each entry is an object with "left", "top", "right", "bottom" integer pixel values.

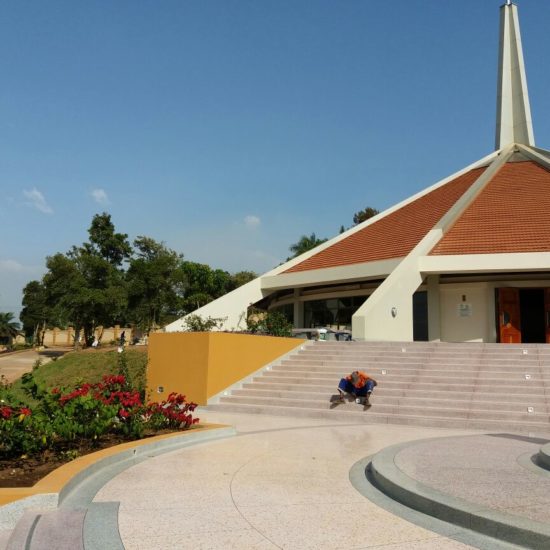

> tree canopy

[
  {"left": 20, "top": 213, "right": 257, "bottom": 343},
  {"left": 353, "top": 206, "right": 380, "bottom": 225},
  {"left": 20, "top": 281, "right": 49, "bottom": 342},
  {"left": 126, "top": 236, "right": 186, "bottom": 332}
]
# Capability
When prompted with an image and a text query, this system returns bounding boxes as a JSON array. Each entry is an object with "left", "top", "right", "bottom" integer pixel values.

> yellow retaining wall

[{"left": 147, "top": 332, "right": 304, "bottom": 405}]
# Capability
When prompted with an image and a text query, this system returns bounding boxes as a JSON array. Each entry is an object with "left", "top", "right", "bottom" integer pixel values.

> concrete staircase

[{"left": 207, "top": 341, "right": 550, "bottom": 434}]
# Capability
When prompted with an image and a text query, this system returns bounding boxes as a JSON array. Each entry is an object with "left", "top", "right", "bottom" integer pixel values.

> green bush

[
  {"left": 182, "top": 314, "right": 226, "bottom": 332},
  {"left": 0, "top": 405, "right": 44, "bottom": 457},
  {"left": 1, "top": 372, "right": 199, "bottom": 460},
  {"left": 246, "top": 309, "right": 292, "bottom": 337}
]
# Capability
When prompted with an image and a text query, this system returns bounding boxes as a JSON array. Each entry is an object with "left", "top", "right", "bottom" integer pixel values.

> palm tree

[
  {"left": 289, "top": 233, "right": 327, "bottom": 259},
  {"left": 0, "top": 312, "right": 21, "bottom": 343}
]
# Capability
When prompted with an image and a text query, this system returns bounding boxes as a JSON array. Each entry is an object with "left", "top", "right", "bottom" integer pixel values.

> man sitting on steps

[{"left": 337, "top": 370, "right": 377, "bottom": 406}]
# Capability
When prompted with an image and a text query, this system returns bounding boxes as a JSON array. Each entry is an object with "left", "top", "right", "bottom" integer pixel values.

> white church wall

[
  {"left": 352, "top": 248, "right": 427, "bottom": 342},
  {"left": 440, "top": 283, "right": 491, "bottom": 342}
]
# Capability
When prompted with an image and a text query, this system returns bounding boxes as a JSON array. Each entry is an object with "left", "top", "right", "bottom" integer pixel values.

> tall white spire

[{"left": 495, "top": 1, "right": 535, "bottom": 149}]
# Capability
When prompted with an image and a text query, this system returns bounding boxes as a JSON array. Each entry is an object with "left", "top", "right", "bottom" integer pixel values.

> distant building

[{"left": 167, "top": 2, "right": 550, "bottom": 344}]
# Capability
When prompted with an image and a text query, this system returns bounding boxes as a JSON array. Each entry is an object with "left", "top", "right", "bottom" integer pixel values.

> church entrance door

[{"left": 497, "top": 288, "right": 550, "bottom": 343}]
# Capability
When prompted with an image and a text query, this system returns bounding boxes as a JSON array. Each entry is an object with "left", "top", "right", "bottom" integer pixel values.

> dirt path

[{"left": 0, "top": 348, "right": 70, "bottom": 384}]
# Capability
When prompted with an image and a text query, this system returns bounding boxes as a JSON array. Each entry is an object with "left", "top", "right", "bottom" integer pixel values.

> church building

[{"left": 166, "top": 1, "right": 550, "bottom": 344}]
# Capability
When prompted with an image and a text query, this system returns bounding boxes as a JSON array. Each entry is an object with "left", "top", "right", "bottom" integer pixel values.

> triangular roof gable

[
  {"left": 284, "top": 166, "right": 486, "bottom": 274},
  {"left": 430, "top": 157, "right": 550, "bottom": 255}
]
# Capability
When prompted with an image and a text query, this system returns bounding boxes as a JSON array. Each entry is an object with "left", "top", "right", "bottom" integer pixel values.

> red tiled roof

[
  {"left": 430, "top": 161, "right": 550, "bottom": 255},
  {"left": 284, "top": 167, "right": 485, "bottom": 273}
]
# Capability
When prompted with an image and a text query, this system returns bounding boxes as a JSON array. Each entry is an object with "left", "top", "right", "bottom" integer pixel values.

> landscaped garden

[{"left": 0, "top": 347, "right": 199, "bottom": 487}]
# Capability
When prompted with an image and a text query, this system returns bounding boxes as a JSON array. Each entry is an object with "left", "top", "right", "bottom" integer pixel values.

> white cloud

[
  {"left": 91, "top": 188, "right": 110, "bottom": 205},
  {"left": 0, "top": 259, "right": 24, "bottom": 272},
  {"left": 244, "top": 215, "right": 261, "bottom": 229},
  {"left": 23, "top": 188, "right": 53, "bottom": 214}
]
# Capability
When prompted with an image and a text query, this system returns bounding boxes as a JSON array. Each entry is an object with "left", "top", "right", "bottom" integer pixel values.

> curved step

[{"left": 368, "top": 440, "right": 550, "bottom": 549}]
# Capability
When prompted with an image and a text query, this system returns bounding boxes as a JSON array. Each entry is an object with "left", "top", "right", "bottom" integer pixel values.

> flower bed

[{"left": 1, "top": 375, "right": 199, "bottom": 487}]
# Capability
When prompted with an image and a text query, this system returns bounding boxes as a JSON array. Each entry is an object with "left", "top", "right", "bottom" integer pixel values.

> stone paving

[
  {"left": 393, "top": 434, "right": 550, "bottom": 525},
  {"left": 93, "top": 411, "right": 481, "bottom": 549},
  {"left": 4, "top": 410, "right": 550, "bottom": 548}
]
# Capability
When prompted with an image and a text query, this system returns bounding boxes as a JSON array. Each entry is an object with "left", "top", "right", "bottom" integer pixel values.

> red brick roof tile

[
  {"left": 285, "top": 167, "right": 485, "bottom": 273},
  {"left": 430, "top": 161, "right": 550, "bottom": 255}
]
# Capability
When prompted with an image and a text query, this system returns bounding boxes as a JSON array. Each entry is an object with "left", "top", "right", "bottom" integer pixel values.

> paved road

[{"left": 0, "top": 349, "right": 69, "bottom": 384}]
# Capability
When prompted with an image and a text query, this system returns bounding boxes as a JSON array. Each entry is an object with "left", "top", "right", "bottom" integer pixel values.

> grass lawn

[{"left": 9, "top": 347, "right": 148, "bottom": 405}]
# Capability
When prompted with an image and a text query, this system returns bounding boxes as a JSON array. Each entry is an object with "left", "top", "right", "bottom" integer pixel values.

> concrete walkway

[
  {"left": 93, "top": 412, "right": 482, "bottom": 549},
  {"left": 5, "top": 410, "right": 550, "bottom": 549}
]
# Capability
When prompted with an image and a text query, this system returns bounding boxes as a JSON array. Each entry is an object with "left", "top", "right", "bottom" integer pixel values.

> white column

[{"left": 293, "top": 288, "right": 304, "bottom": 327}]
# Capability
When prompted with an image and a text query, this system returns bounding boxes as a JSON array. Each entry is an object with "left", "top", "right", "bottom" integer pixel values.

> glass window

[
  {"left": 304, "top": 296, "right": 368, "bottom": 328},
  {"left": 270, "top": 303, "right": 294, "bottom": 324}
]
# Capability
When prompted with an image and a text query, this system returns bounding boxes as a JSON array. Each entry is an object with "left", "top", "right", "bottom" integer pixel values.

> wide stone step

[
  {"left": 296, "top": 350, "right": 550, "bottom": 358},
  {"left": 251, "top": 375, "right": 549, "bottom": 394},
  {"left": 274, "top": 364, "right": 548, "bottom": 378},
  {"left": 288, "top": 354, "right": 550, "bottom": 366},
  {"left": 310, "top": 341, "right": 548, "bottom": 349},
  {"left": 206, "top": 402, "right": 550, "bottom": 434},
  {"left": 300, "top": 352, "right": 550, "bottom": 363},
  {"left": 241, "top": 382, "right": 550, "bottom": 402},
  {"left": 230, "top": 389, "right": 550, "bottom": 413},
  {"left": 286, "top": 357, "right": 550, "bottom": 371},
  {"left": 261, "top": 370, "right": 550, "bottom": 386},
  {"left": 218, "top": 395, "right": 550, "bottom": 423}
]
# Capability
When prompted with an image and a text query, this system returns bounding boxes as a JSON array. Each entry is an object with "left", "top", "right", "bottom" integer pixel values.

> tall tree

[
  {"left": 229, "top": 271, "right": 257, "bottom": 290},
  {"left": 126, "top": 237, "right": 186, "bottom": 333},
  {"left": 84, "top": 212, "right": 132, "bottom": 266},
  {"left": 353, "top": 206, "right": 380, "bottom": 225},
  {"left": 20, "top": 281, "right": 50, "bottom": 344},
  {"left": 288, "top": 233, "right": 327, "bottom": 259},
  {"left": 42, "top": 214, "right": 130, "bottom": 346},
  {"left": 180, "top": 261, "right": 232, "bottom": 313}
]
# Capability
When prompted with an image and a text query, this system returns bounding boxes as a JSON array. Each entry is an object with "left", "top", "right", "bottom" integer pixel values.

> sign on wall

[{"left": 457, "top": 303, "right": 473, "bottom": 317}]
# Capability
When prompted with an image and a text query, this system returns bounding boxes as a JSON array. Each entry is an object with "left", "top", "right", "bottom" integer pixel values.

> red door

[
  {"left": 498, "top": 288, "right": 521, "bottom": 343},
  {"left": 545, "top": 289, "right": 550, "bottom": 344}
]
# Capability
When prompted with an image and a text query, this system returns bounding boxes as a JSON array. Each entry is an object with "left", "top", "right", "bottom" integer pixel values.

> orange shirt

[{"left": 346, "top": 371, "right": 375, "bottom": 389}]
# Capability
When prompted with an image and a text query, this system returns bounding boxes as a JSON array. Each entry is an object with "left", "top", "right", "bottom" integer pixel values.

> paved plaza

[
  {"left": 3, "top": 410, "right": 550, "bottom": 548},
  {"left": 90, "top": 412, "right": 499, "bottom": 549}
]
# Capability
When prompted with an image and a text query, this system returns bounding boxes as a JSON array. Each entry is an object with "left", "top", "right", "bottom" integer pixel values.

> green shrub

[
  {"left": 246, "top": 309, "right": 292, "bottom": 337},
  {"left": 183, "top": 314, "right": 226, "bottom": 332},
  {"left": 1, "top": 373, "right": 199, "bottom": 459},
  {"left": 0, "top": 405, "right": 45, "bottom": 457}
]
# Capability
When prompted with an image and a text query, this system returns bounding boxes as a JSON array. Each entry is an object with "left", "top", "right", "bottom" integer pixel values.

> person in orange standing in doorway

[{"left": 337, "top": 370, "right": 377, "bottom": 406}]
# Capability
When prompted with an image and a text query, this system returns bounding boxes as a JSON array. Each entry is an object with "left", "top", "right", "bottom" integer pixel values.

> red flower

[
  {"left": 19, "top": 408, "right": 32, "bottom": 417},
  {"left": 0, "top": 406, "right": 13, "bottom": 419}
]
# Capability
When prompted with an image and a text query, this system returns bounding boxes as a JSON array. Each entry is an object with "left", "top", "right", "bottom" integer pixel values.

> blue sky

[{"left": 1, "top": 0, "right": 549, "bottom": 319}]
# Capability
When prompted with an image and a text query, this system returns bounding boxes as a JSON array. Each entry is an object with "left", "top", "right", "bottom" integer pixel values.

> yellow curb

[{"left": 0, "top": 423, "right": 229, "bottom": 507}]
